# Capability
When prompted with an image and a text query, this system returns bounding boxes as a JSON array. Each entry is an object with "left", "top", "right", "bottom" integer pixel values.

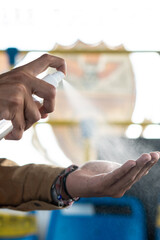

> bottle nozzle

[{"left": 42, "top": 71, "right": 65, "bottom": 88}]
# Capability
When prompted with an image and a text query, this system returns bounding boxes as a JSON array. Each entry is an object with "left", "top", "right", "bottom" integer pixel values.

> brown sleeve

[{"left": 0, "top": 158, "right": 66, "bottom": 211}]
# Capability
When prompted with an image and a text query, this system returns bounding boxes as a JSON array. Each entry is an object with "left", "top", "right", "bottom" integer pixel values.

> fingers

[
  {"left": 24, "top": 94, "right": 41, "bottom": 130},
  {"left": 107, "top": 160, "right": 136, "bottom": 185},
  {"left": 5, "top": 105, "right": 25, "bottom": 140},
  {"left": 21, "top": 54, "right": 67, "bottom": 76},
  {"left": 0, "top": 84, "right": 26, "bottom": 140},
  {"left": 111, "top": 152, "right": 159, "bottom": 197},
  {"left": 133, "top": 152, "right": 159, "bottom": 181},
  {"left": 4, "top": 94, "right": 41, "bottom": 139},
  {"left": 110, "top": 154, "right": 151, "bottom": 193},
  {"left": 10, "top": 55, "right": 63, "bottom": 115},
  {"left": 24, "top": 74, "right": 56, "bottom": 115},
  {"left": 33, "top": 82, "right": 56, "bottom": 115},
  {"left": 34, "top": 101, "right": 48, "bottom": 118},
  {"left": 15, "top": 72, "right": 56, "bottom": 115},
  {"left": 77, "top": 152, "right": 159, "bottom": 198}
]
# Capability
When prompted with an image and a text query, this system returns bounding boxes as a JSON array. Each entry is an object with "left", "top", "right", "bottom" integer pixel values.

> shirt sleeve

[{"left": 0, "top": 158, "right": 66, "bottom": 211}]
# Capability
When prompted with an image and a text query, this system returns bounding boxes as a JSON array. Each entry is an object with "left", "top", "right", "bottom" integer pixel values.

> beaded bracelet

[{"left": 51, "top": 165, "right": 80, "bottom": 207}]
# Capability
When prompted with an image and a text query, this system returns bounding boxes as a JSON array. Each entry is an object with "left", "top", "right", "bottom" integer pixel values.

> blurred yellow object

[
  {"left": 156, "top": 205, "right": 160, "bottom": 227},
  {"left": 0, "top": 213, "right": 37, "bottom": 237}
]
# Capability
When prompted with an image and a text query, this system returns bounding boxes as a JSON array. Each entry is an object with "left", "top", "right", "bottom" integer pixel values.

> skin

[
  {"left": 0, "top": 54, "right": 67, "bottom": 140},
  {"left": 64, "top": 152, "right": 160, "bottom": 199}
]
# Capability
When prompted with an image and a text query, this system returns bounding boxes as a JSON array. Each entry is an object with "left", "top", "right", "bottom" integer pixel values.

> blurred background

[{"left": 1, "top": 0, "right": 160, "bottom": 239}]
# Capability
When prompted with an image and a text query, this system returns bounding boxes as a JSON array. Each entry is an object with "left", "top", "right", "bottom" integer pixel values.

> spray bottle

[{"left": 0, "top": 71, "right": 65, "bottom": 140}]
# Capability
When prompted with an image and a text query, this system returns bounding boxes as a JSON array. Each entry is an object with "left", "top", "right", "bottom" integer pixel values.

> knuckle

[
  {"left": 141, "top": 153, "right": 150, "bottom": 158},
  {"left": 48, "top": 85, "right": 56, "bottom": 98},
  {"left": 44, "top": 104, "right": 54, "bottom": 114},
  {"left": 12, "top": 96, "right": 23, "bottom": 107},
  {"left": 30, "top": 112, "right": 41, "bottom": 124},
  {"left": 42, "top": 54, "right": 66, "bottom": 66},
  {"left": 34, "top": 113, "right": 41, "bottom": 122},
  {"left": 0, "top": 110, "right": 9, "bottom": 120},
  {"left": 12, "top": 128, "right": 24, "bottom": 140},
  {"left": 14, "top": 134, "right": 22, "bottom": 140},
  {"left": 11, "top": 94, "right": 23, "bottom": 107},
  {"left": 60, "top": 58, "right": 65, "bottom": 65},
  {"left": 16, "top": 123, "right": 25, "bottom": 132},
  {"left": 126, "top": 160, "right": 136, "bottom": 169},
  {"left": 15, "top": 82, "right": 27, "bottom": 94},
  {"left": 41, "top": 53, "right": 50, "bottom": 61},
  {"left": 12, "top": 70, "right": 27, "bottom": 81},
  {"left": 127, "top": 160, "right": 135, "bottom": 165},
  {"left": 140, "top": 153, "right": 151, "bottom": 163},
  {"left": 59, "top": 58, "right": 66, "bottom": 68}
]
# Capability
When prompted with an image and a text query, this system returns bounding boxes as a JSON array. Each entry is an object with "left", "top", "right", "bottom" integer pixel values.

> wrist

[
  {"left": 66, "top": 169, "right": 105, "bottom": 198},
  {"left": 61, "top": 170, "right": 78, "bottom": 200},
  {"left": 65, "top": 170, "right": 80, "bottom": 198},
  {"left": 51, "top": 165, "right": 80, "bottom": 207}
]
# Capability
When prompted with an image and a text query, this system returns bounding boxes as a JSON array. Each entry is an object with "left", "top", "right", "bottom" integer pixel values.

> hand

[
  {"left": 0, "top": 54, "right": 67, "bottom": 140},
  {"left": 65, "top": 152, "right": 160, "bottom": 198}
]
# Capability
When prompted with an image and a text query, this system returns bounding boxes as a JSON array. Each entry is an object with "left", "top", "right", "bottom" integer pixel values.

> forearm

[{"left": 0, "top": 158, "right": 65, "bottom": 211}]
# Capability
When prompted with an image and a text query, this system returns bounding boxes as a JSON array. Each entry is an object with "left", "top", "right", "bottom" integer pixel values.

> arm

[
  {"left": 0, "top": 54, "right": 66, "bottom": 140},
  {"left": 0, "top": 158, "right": 65, "bottom": 211},
  {"left": 0, "top": 152, "right": 159, "bottom": 211},
  {"left": 0, "top": 159, "right": 120, "bottom": 210}
]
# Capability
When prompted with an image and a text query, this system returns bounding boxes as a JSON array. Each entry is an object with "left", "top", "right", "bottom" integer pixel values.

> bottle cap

[
  {"left": 42, "top": 71, "right": 65, "bottom": 88},
  {"left": 51, "top": 71, "right": 65, "bottom": 84}
]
